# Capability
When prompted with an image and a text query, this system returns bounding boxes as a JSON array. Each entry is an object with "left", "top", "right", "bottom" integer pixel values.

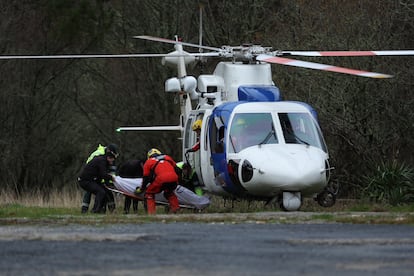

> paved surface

[{"left": 0, "top": 222, "right": 414, "bottom": 275}]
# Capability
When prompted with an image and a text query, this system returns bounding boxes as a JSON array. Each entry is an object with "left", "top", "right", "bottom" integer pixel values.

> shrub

[{"left": 362, "top": 161, "right": 414, "bottom": 205}]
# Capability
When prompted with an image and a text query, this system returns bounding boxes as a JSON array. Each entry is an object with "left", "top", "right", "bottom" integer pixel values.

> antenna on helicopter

[{"left": 199, "top": 3, "right": 203, "bottom": 52}]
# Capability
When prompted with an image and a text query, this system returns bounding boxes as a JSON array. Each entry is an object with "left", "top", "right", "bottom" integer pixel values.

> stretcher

[{"left": 106, "top": 176, "right": 211, "bottom": 211}]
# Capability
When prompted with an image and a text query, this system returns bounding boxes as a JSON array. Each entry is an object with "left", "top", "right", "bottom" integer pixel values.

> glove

[
  {"left": 186, "top": 149, "right": 193, "bottom": 153},
  {"left": 134, "top": 187, "right": 143, "bottom": 195},
  {"left": 195, "top": 187, "right": 203, "bottom": 196}
]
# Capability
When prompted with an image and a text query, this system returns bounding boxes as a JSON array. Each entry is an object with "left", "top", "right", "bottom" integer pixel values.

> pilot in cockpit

[{"left": 230, "top": 118, "right": 249, "bottom": 152}]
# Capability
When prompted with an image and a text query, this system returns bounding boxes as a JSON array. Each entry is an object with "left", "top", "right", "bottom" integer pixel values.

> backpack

[{"left": 149, "top": 155, "right": 181, "bottom": 183}]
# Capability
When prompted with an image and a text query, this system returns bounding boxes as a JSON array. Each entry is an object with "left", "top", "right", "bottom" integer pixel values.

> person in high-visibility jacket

[
  {"left": 176, "top": 161, "right": 203, "bottom": 196},
  {"left": 135, "top": 148, "right": 180, "bottom": 215},
  {"left": 81, "top": 144, "right": 118, "bottom": 213},
  {"left": 78, "top": 145, "right": 119, "bottom": 213}
]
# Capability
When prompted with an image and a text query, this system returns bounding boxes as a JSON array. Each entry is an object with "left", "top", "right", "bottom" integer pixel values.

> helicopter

[
  {"left": 2, "top": 35, "right": 413, "bottom": 212},
  {"left": 113, "top": 35, "right": 414, "bottom": 211}
]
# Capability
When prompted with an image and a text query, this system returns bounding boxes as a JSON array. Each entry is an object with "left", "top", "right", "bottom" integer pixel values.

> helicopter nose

[{"left": 238, "top": 145, "right": 327, "bottom": 195}]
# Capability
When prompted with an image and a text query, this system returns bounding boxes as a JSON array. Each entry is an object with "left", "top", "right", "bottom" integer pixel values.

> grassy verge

[{"left": 1, "top": 193, "right": 413, "bottom": 225}]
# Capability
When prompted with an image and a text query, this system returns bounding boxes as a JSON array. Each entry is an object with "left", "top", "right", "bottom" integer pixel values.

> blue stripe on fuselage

[{"left": 210, "top": 102, "right": 240, "bottom": 194}]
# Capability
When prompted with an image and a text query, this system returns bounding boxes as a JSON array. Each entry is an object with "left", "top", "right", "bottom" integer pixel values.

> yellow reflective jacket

[{"left": 86, "top": 144, "right": 106, "bottom": 164}]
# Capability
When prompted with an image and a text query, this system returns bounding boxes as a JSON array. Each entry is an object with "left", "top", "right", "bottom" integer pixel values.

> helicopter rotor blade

[
  {"left": 281, "top": 50, "right": 414, "bottom": 57},
  {"left": 134, "top": 35, "right": 222, "bottom": 52},
  {"left": 0, "top": 52, "right": 219, "bottom": 60},
  {"left": 257, "top": 54, "right": 393, "bottom": 78},
  {"left": 0, "top": 53, "right": 171, "bottom": 59},
  {"left": 116, "top": 125, "right": 182, "bottom": 132}
]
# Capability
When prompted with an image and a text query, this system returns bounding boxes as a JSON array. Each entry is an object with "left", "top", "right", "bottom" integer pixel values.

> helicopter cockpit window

[
  {"left": 229, "top": 113, "right": 277, "bottom": 153},
  {"left": 210, "top": 116, "right": 226, "bottom": 154},
  {"left": 278, "top": 112, "right": 327, "bottom": 152}
]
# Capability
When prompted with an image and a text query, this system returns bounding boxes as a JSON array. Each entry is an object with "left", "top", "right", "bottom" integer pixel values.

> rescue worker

[
  {"left": 183, "top": 119, "right": 204, "bottom": 195},
  {"left": 176, "top": 161, "right": 203, "bottom": 196},
  {"left": 186, "top": 119, "right": 202, "bottom": 153},
  {"left": 118, "top": 159, "right": 144, "bottom": 214},
  {"left": 81, "top": 144, "right": 118, "bottom": 213},
  {"left": 135, "top": 148, "right": 180, "bottom": 215},
  {"left": 78, "top": 145, "right": 118, "bottom": 213}
]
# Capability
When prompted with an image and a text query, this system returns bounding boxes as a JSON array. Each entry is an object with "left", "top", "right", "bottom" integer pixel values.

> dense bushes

[{"left": 362, "top": 161, "right": 414, "bottom": 205}]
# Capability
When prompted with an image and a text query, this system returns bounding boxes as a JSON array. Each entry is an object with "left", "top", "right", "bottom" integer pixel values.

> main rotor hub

[{"left": 220, "top": 45, "right": 274, "bottom": 62}]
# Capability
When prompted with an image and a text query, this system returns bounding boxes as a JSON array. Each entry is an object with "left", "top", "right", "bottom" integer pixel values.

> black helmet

[{"left": 106, "top": 144, "right": 119, "bottom": 158}]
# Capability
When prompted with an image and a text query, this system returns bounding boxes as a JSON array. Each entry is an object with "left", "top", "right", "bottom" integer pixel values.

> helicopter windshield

[
  {"left": 278, "top": 112, "right": 327, "bottom": 152},
  {"left": 229, "top": 113, "right": 277, "bottom": 153}
]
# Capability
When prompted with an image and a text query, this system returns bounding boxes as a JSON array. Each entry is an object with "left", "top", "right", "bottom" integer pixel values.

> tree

[{"left": 0, "top": 0, "right": 412, "bottom": 199}]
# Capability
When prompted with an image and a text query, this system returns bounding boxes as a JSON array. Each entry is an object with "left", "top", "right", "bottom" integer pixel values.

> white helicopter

[
  {"left": 2, "top": 35, "right": 413, "bottom": 211},
  {"left": 113, "top": 35, "right": 414, "bottom": 211}
]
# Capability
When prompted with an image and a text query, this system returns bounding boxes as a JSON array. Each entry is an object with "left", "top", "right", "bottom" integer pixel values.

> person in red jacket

[{"left": 136, "top": 148, "right": 180, "bottom": 215}]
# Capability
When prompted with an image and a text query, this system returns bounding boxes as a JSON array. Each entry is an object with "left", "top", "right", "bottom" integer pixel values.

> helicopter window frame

[
  {"left": 278, "top": 112, "right": 327, "bottom": 152},
  {"left": 210, "top": 116, "right": 226, "bottom": 154},
  {"left": 228, "top": 112, "right": 278, "bottom": 153},
  {"left": 184, "top": 116, "right": 196, "bottom": 150},
  {"left": 203, "top": 115, "right": 210, "bottom": 152}
]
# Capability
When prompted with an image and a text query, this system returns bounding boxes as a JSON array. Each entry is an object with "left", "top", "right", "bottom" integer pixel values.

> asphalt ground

[{"left": 0, "top": 213, "right": 414, "bottom": 276}]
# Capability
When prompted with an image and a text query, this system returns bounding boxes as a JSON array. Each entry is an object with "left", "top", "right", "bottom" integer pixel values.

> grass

[
  {"left": 1, "top": 188, "right": 413, "bottom": 225},
  {"left": 0, "top": 186, "right": 82, "bottom": 208}
]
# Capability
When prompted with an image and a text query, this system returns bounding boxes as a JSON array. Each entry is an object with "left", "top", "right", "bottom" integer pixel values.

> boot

[
  {"left": 124, "top": 197, "right": 131, "bottom": 214},
  {"left": 107, "top": 201, "right": 116, "bottom": 213},
  {"left": 166, "top": 193, "right": 180, "bottom": 213},
  {"left": 132, "top": 200, "right": 139, "bottom": 213},
  {"left": 81, "top": 202, "right": 89, "bottom": 214},
  {"left": 145, "top": 194, "right": 156, "bottom": 215}
]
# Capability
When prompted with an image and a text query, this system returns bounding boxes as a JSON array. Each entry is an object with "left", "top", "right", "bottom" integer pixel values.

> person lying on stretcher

[{"left": 112, "top": 175, "right": 210, "bottom": 210}]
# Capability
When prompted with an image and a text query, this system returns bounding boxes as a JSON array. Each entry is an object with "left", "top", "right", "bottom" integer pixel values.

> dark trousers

[
  {"left": 79, "top": 179, "right": 113, "bottom": 213},
  {"left": 124, "top": 197, "right": 138, "bottom": 214},
  {"left": 82, "top": 191, "right": 92, "bottom": 212}
]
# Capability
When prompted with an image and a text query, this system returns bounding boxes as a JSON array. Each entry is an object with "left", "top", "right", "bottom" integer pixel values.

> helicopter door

[
  {"left": 184, "top": 117, "right": 197, "bottom": 155},
  {"left": 207, "top": 113, "right": 229, "bottom": 193},
  {"left": 183, "top": 112, "right": 206, "bottom": 185},
  {"left": 183, "top": 116, "right": 196, "bottom": 155}
]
